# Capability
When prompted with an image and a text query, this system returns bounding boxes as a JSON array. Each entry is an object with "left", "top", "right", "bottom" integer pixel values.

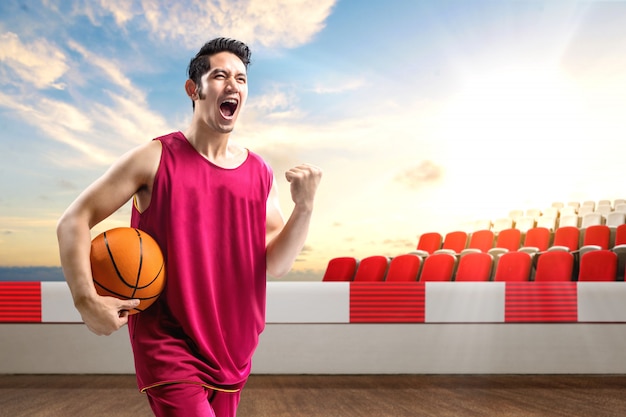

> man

[{"left": 57, "top": 37, "right": 322, "bottom": 416}]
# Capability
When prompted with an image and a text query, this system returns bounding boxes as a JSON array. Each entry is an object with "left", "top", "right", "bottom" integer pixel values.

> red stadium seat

[
  {"left": 434, "top": 231, "right": 468, "bottom": 254},
  {"left": 534, "top": 251, "right": 574, "bottom": 282},
  {"left": 489, "top": 228, "right": 522, "bottom": 256},
  {"left": 519, "top": 227, "right": 551, "bottom": 253},
  {"left": 322, "top": 257, "right": 359, "bottom": 282},
  {"left": 462, "top": 229, "right": 495, "bottom": 254},
  {"left": 385, "top": 254, "right": 421, "bottom": 282},
  {"left": 353, "top": 256, "right": 390, "bottom": 282},
  {"left": 419, "top": 253, "right": 457, "bottom": 282},
  {"left": 578, "top": 250, "right": 617, "bottom": 282},
  {"left": 413, "top": 232, "right": 443, "bottom": 257},
  {"left": 580, "top": 224, "right": 610, "bottom": 252},
  {"left": 454, "top": 252, "right": 493, "bottom": 282},
  {"left": 548, "top": 226, "right": 580, "bottom": 252},
  {"left": 493, "top": 251, "right": 532, "bottom": 282}
]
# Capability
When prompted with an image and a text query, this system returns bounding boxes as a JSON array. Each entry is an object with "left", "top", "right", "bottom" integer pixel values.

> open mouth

[{"left": 220, "top": 99, "right": 238, "bottom": 119}]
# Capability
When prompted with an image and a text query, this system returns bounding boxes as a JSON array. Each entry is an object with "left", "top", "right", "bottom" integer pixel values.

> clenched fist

[{"left": 285, "top": 163, "right": 322, "bottom": 210}]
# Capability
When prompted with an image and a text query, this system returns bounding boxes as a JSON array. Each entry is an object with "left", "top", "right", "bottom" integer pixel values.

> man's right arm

[{"left": 56, "top": 140, "right": 162, "bottom": 335}]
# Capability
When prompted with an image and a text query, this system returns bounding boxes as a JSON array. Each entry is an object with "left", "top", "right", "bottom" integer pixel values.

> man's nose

[{"left": 225, "top": 77, "right": 238, "bottom": 92}]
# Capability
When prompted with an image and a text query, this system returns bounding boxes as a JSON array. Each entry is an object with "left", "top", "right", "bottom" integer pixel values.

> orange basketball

[{"left": 90, "top": 227, "right": 166, "bottom": 314}]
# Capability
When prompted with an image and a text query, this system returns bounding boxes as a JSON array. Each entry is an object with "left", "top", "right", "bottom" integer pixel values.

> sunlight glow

[{"left": 437, "top": 64, "right": 587, "bottom": 220}]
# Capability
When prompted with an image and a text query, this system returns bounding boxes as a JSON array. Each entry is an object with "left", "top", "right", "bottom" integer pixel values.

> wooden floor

[{"left": 2, "top": 374, "right": 626, "bottom": 417}]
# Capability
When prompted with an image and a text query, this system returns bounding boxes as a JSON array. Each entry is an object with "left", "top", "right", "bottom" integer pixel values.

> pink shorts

[{"left": 146, "top": 383, "right": 241, "bottom": 417}]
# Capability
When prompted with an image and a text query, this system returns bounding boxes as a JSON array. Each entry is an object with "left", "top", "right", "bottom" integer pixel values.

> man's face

[{"left": 195, "top": 51, "right": 248, "bottom": 134}]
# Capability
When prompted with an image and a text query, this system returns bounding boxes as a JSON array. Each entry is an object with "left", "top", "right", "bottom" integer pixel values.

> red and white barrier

[{"left": 3, "top": 281, "right": 626, "bottom": 324}]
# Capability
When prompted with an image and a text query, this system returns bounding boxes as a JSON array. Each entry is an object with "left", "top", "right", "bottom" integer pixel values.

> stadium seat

[
  {"left": 461, "top": 229, "right": 494, "bottom": 254},
  {"left": 534, "top": 251, "right": 574, "bottom": 282},
  {"left": 493, "top": 251, "right": 532, "bottom": 282},
  {"left": 542, "top": 207, "right": 559, "bottom": 219},
  {"left": 580, "top": 224, "right": 610, "bottom": 251},
  {"left": 353, "top": 256, "right": 390, "bottom": 282},
  {"left": 578, "top": 250, "right": 617, "bottom": 282},
  {"left": 558, "top": 214, "right": 580, "bottom": 228},
  {"left": 559, "top": 206, "right": 577, "bottom": 217},
  {"left": 548, "top": 226, "right": 579, "bottom": 252},
  {"left": 488, "top": 228, "right": 522, "bottom": 257},
  {"left": 514, "top": 216, "right": 536, "bottom": 233},
  {"left": 606, "top": 211, "right": 625, "bottom": 229},
  {"left": 615, "top": 203, "right": 626, "bottom": 213},
  {"left": 526, "top": 208, "right": 543, "bottom": 219},
  {"left": 419, "top": 253, "right": 457, "bottom": 282},
  {"left": 595, "top": 205, "right": 612, "bottom": 218},
  {"left": 581, "top": 213, "right": 604, "bottom": 228},
  {"left": 577, "top": 205, "right": 594, "bottom": 218},
  {"left": 454, "top": 252, "right": 493, "bottom": 282},
  {"left": 413, "top": 232, "right": 443, "bottom": 257},
  {"left": 519, "top": 227, "right": 551, "bottom": 253},
  {"left": 492, "top": 217, "right": 514, "bottom": 234},
  {"left": 434, "top": 231, "right": 468, "bottom": 254},
  {"left": 536, "top": 216, "right": 557, "bottom": 231},
  {"left": 581, "top": 200, "right": 596, "bottom": 211},
  {"left": 385, "top": 254, "right": 421, "bottom": 282},
  {"left": 322, "top": 257, "right": 359, "bottom": 282},
  {"left": 508, "top": 209, "right": 525, "bottom": 222}
]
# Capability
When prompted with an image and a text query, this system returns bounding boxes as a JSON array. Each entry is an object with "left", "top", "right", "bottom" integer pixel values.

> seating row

[
  {"left": 466, "top": 199, "right": 626, "bottom": 233},
  {"left": 322, "top": 249, "right": 624, "bottom": 283},
  {"left": 415, "top": 223, "right": 626, "bottom": 258},
  {"left": 472, "top": 211, "right": 626, "bottom": 234}
]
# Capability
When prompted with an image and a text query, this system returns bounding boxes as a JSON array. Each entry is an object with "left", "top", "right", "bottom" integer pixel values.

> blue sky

[{"left": 1, "top": 0, "right": 626, "bottom": 280}]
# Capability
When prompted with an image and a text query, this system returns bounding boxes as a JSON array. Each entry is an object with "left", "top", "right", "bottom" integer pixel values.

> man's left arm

[{"left": 266, "top": 163, "right": 322, "bottom": 278}]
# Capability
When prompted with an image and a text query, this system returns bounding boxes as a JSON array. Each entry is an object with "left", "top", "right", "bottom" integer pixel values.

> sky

[{"left": 1, "top": 0, "right": 626, "bottom": 281}]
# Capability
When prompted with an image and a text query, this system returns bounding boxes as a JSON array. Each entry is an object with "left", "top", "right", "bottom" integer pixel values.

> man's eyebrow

[{"left": 209, "top": 68, "right": 246, "bottom": 77}]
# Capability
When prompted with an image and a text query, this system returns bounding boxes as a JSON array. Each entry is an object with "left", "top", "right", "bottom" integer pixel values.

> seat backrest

[
  {"left": 494, "top": 228, "right": 522, "bottom": 252},
  {"left": 493, "top": 251, "right": 532, "bottom": 282},
  {"left": 419, "top": 253, "right": 457, "bottom": 282},
  {"left": 606, "top": 212, "right": 626, "bottom": 229},
  {"left": 515, "top": 216, "right": 536, "bottom": 233},
  {"left": 615, "top": 224, "right": 626, "bottom": 247},
  {"left": 416, "top": 232, "right": 442, "bottom": 254},
  {"left": 322, "top": 257, "right": 359, "bottom": 282},
  {"left": 440, "top": 231, "right": 468, "bottom": 253},
  {"left": 385, "top": 254, "right": 421, "bottom": 282},
  {"left": 578, "top": 250, "right": 617, "bottom": 282},
  {"left": 582, "top": 225, "right": 610, "bottom": 250},
  {"left": 454, "top": 252, "right": 493, "bottom": 282},
  {"left": 466, "top": 230, "right": 494, "bottom": 253},
  {"left": 558, "top": 214, "right": 580, "bottom": 228},
  {"left": 492, "top": 217, "right": 514, "bottom": 234},
  {"left": 353, "top": 256, "right": 389, "bottom": 282},
  {"left": 551, "top": 226, "right": 580, "bottom": 252},
  {"left": 522, "top": 227, "right": 551, "bottom": 252},
  {"left": 534, "top": 251, "right": 574, "bottom": 282},
  {"left": 536, "top": 216, "right": 557, "bottom": 231},
  {"left": 581, "top": 213, "right": 604, "bottom": 228}
]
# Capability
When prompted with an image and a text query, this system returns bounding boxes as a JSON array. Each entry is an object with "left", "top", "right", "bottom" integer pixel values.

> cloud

[
  {"left": 71, "top": 0, "right": 337, "bottom": 50},
  {"left": 394, "top": 161, "right": 443, "bottom": 190},
  {"left": 0, "top": 32, "right": 69, "bottom": 89}
]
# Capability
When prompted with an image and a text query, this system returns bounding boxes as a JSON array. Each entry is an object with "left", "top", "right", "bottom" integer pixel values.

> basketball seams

[{"left": 90, "top": 227, "right": 166, "bottom": 314}]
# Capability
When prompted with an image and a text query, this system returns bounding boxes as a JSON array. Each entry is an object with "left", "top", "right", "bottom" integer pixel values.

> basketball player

[{"left": 57, "top": 37, "right": 322, "bottom": 416}]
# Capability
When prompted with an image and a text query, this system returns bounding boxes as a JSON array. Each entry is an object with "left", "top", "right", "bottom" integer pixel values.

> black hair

[{"left": 187, "top": 38, "right": 251, "bottom": 109}]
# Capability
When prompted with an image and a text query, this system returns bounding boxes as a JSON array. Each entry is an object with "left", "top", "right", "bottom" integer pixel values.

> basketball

[{"left": 90, "top": 227, "right": 166, "bottom": 314}]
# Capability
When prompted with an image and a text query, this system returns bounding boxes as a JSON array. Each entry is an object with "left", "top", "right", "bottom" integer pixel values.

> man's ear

[{"left": 185, "top": 79, "right": 198, "bottom": 99}]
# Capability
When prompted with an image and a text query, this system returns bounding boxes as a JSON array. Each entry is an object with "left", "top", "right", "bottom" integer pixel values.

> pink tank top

[{"left": 128, "top": 131, "right": 273, "bottom": 392}]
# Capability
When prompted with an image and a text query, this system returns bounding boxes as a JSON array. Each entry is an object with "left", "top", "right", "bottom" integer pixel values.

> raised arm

[
  {"left": 265, "top": 163, "right": 322, "bottom": 278},
  {"left": 56, "top": 140, "right": 162, "bottom": 335}
]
